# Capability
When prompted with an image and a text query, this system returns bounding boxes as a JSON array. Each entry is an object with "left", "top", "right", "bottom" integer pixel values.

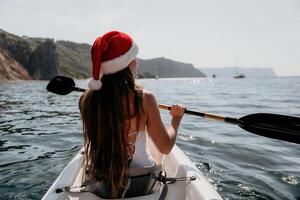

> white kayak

[{"left": 42, "top": 144, "right": 222, "bottom": 200}]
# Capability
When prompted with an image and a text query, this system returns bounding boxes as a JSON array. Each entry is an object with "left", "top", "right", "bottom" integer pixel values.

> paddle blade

[
  {"left": 239, "top": 113, "right": 300, "bottom": 144},
  {"left": 46, "top": 76, "right": 76, "bottom": 95}
]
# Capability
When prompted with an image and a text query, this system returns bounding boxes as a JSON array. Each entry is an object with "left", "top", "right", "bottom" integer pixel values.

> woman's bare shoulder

[
  {"left": 142, "top": 90, "right": 157, "bottom": 105},
  {"left": 79, "top": 91, "right": 88, "bottom": 104}
]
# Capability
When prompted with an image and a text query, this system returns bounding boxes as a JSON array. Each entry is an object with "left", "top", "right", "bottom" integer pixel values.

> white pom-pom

[{"left": 88, "top": 78, "right": 102, "bottom": 90}]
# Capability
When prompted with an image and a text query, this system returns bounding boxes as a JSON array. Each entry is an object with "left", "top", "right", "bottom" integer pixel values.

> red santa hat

[{"left": 88, "top": 31, "right": 139, "bottom": 90}]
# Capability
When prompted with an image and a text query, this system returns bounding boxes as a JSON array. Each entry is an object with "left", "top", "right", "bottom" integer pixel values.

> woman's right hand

[{"left": 170, "top": 104, "right": 186, "bottom": 120}]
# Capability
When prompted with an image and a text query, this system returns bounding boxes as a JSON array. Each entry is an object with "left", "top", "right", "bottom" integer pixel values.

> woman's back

[{"left": 79, "top": 31, "right": 185, "bottom": 198}]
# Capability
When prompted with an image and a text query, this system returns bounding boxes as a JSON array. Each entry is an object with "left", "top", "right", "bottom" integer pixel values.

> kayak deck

[{"left": 42, "top": 145, "right": 222, "bottom": 200}]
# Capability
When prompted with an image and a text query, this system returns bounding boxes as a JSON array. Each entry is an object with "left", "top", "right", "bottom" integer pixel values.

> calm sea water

[{"left": 0, "top": 77, "right": 300, "bottom": 200}]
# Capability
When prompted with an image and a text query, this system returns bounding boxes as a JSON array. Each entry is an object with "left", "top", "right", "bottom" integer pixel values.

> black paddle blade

[
  {"left": 239, "top": 113, "right": 300, "bottom": 144},
  {"left": 46, "top": 76, "right": 76, "bottom": 95}
]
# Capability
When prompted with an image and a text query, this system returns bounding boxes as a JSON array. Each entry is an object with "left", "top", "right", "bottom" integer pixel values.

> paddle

[
  {"left": 46, "top": 76, "right": 85, "bottom": 95},
  {"left": 159, "top": 105, "right": 300, "bottom": 144},
  {"left": 46, "top": 76, "right": 300, "bottom": 144}
]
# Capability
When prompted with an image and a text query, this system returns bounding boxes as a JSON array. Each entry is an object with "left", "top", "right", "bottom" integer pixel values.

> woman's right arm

[{"left": 144, "top": 91, "right": 185, "bottom": 154}]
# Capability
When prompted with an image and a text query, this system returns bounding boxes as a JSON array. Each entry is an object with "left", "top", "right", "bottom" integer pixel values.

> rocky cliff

[
  {"left": 0, "top": 47, "right": 31, "bottom": 80},
  {"left": 0, "top": 30, "right": 59, "bottom": 80},
  {"left": 0, "top": 29, "right": 206, "bottom": 80},
  {"left": 28, "top": 39, "right": 58, "bottom": 79},
  {"left": 56, "top": 41, "right": 91, "bottom": 78},
  {"left": 0, "top": 30, "right": 32, "bottom": 68},
  {"left": 0, "top": 29, "right": 88, "bottom": 80}
]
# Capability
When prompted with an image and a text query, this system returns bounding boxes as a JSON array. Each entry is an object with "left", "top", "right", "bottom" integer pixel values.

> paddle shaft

[
  {"left": 70, "top": 86, "right": 240, "bottom": 125},
  {"left": 66, "top": 85, "right": 241, "bottom": 125},
  {"left": 158, "top": 104, "right": 241, "bottom": 125},
  {"left": 73, "top": 87, "right": 85, "bottom": 92}
]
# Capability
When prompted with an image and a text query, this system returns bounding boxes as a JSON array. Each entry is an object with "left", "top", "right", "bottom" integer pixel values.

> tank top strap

[{"left": 122, "top": 123, "right": 138, "bottom": 160}]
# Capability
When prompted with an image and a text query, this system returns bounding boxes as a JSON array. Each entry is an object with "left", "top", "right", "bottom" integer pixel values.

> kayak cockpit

[{"left": 42, "top": 145, "right": 222, "bottom": 200}]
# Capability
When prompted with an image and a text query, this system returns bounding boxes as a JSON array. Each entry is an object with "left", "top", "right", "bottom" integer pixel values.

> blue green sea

[{"left": 0, "top": 77, "right": 299, "bottom": 199}]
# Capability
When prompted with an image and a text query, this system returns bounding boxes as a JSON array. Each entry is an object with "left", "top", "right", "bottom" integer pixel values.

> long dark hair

[{"left": 79, "top": 67, "right": 143, "bottom": 197}]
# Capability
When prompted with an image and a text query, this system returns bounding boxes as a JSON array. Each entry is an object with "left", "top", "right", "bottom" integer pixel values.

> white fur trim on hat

[
  {"left": 101, "top": 43, "right": 139, "bottom": 74},
  {"left": 88, "top": 78, "right": 102, "bottom": 90}
]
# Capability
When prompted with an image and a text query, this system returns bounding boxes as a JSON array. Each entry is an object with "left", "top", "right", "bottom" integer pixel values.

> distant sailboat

[
  {"left": 233, "top": 57, "right": 246, "bottom": 79},
  {"left": 233, "top": 73, "right": 245, "bottom": 79},
  {"left": 155, "top": 69, "right": 159, "bottom": 79}
]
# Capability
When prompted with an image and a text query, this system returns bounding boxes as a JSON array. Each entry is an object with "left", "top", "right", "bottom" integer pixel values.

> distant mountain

[
  {"left": 0, "top": 29, "right": 205, "bottom": 80},
  {"left": 138, "top": 57, "right": 206, "bottom": 78},
  {"left": 200, "top": 67, "right": 276, "bottom": 78}
]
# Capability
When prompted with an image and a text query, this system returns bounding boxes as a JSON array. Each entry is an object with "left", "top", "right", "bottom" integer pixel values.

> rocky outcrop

[
  {"left": 0, "top": 29, "right": 92, "bottom": 80},
  {"left": 27, "top": 39, "right": 58, "bottom": 80},
  {"left": 138, "top": 57, "right": 206, "bottom": 78},
  {"left": 0, "top": 30, "right": 32, "bottom": 67},
  {"left": 0, "top": 47, "right": 31, "bottom": 80},
  {"left": 0, "top": 30, "right": 59, "bottom": 80},
  {"left": 56, "top": 41, "right": 91, "bottom": 78}
]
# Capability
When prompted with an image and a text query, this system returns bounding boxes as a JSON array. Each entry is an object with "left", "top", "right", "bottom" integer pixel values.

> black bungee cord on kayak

[
  {"left": 53, "top": 152, "right": 197, "bottom": 199},
  {"left": 155, "top": 170, "right": 197, "bottom": 184},
  {"left": 54, "top": 170, "right": 196, "bottom": 200},
  {"left": 154, "top": 170, "right": 197, "bottom": 200}
]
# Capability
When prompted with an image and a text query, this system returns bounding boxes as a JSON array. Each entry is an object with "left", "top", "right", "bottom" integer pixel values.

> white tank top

[{"left": 130, "top": 130, "right": 155, "bottom": 168}]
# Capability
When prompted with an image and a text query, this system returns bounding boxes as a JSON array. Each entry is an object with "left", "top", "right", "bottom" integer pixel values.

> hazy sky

[{"left": 0, "top": 0, "right": 299, "bottom": 76}]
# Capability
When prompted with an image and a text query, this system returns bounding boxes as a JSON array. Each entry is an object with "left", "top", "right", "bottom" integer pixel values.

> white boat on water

[
  {"left": 42, "top": 144, "right": 222, "bottom": 200},
  {"left": 233, "top": 74, "right": 245, "bottom": 79}
]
